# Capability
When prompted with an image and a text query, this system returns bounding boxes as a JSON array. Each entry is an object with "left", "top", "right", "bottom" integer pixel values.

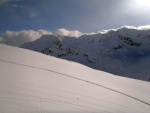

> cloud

[
  {"left": 97, "top": 25, "right": 150, "bottom": 34},
  {"left": 136, "top": 25, "right": 150, "bottom": 30},
  {"left": 121, "top": 25, "right": 150, "bottom": 30},
  {"left": 1, "top": 25, "right": 150, "bottom": 47},
  {"left": 0, "top": 30, "right": 52, "bottom": 47},
  {"left": 98, "top": 29, "right": 114, "bottom": 34},
  {"left": 56, "top": 28, "right": 83, "bottom": 38}
]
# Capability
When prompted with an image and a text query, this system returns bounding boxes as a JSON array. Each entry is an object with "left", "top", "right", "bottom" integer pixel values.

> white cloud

[
  {"left": 1, "top": 25, "right": 150, "bottom": 47},
  {"left": 121, "top": 25, "right": 137, "bottom": 30},
  {"left": 56, "top": 28, "right": 83, "bottom": 38},
  {"left": 98, "top": 29, "right": 115, "bottom": 34},
  {"left": 97, "top": 25, "right": 150, "bottom": 34},
  {"left": 83, "top": 32, "right": 96, "bottom": 35},
  {"left": 121, "top": 25, "right": 150, "bottom": 30},
  {"left": 137, "top": 25, "right": 150, "bottom": 30},
  {"left": 0, "top": 30, "right": 52, "bottom": 47}
]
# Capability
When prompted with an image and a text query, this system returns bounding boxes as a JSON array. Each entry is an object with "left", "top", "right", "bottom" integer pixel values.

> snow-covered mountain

[
  {"left": 21, "top": 27, "right": 150, "bottom": 82},
  {"left": 0, "top": 44, "right": 150, "bottom": 113}
]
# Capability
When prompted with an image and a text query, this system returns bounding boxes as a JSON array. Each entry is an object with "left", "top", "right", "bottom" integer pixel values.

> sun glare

[{"left": 135, "top": 0, "right": 150, "bottom": 7}]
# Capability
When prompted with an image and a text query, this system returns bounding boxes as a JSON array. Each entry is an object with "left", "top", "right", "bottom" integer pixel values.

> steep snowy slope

[
  {"left": 21, "top": 27, "right": 150, "bottom": 81},
  {"left": 0, "top": 44, "right": 150, "bottom": 113}
]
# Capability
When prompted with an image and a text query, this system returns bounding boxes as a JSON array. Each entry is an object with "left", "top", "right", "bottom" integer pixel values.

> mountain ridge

[{"left": 21, "top": 27, "right": 150, "bottom": 81}]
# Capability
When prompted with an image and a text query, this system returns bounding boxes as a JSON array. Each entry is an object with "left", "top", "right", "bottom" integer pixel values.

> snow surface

[
  {"left": 0, "top": 44, "right": 150, "bottom": 113},
  {"left": 21, "top": 27, "right": 150, "bottom": 81}
]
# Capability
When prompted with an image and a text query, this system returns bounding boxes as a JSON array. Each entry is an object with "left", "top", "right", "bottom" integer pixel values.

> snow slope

[
  {"left": 21, "top": 27, "right": 150, "bottom": 81},
  {"left": 0, "top": 44, "right": 150, "bottom": 113}
]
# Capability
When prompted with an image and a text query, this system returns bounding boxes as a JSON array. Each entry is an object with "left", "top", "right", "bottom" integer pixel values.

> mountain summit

[{"left": 21, "top": 27, "right": 150, "bottom": 81}]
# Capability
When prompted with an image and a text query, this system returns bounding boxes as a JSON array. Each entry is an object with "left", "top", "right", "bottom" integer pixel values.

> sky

[{"left": 1, "top": 0, "right": 150, "bottom": 46}]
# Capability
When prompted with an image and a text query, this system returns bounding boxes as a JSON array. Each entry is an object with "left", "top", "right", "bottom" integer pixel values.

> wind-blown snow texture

[
  {"left": 0, "top": 44, "right": 150, "bottom": 113},
  {"left": 22, "top": 27, "right": 150, "bottom": 82}
]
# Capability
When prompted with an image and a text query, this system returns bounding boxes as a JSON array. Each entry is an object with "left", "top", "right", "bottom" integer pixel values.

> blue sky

[{"left": 0, "top": 0, "right": 150, "bottom": 35}]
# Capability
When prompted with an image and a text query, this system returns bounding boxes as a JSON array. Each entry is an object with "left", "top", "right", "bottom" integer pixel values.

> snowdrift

[{"left": 0, "top": 44, "right": 150, "bottom": 113}]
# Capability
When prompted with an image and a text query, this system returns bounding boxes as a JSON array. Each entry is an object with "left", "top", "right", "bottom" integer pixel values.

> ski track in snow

[{"left": 0, "top": 58, "right": 150, "bottom": 107}]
